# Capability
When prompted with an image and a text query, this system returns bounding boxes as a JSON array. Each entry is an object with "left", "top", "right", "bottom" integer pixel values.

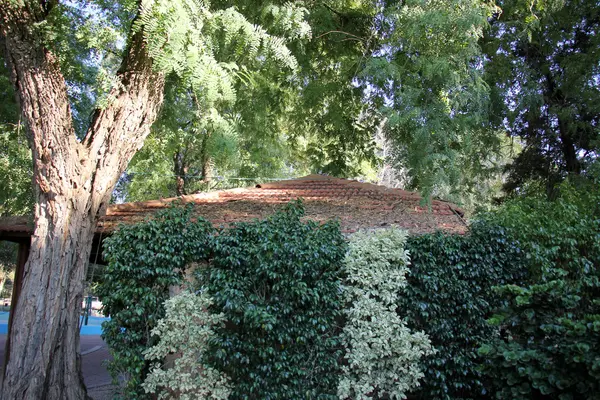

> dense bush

[
  {"left": 105, "top": 198, "right": 600, "bottom": 400},
  {"left": 98, "top": 205, "right": 214, "bottom": 399},
  {"left": 202, "top": 200, "right": 346, "bottom": 399},
  {"left": 143, "top": 291, "right": 231, "bottom": 400},
  {"left": 478, "top": 182, "right": 600, "bottom": 399},
  {"left": 339, "top": 228, "right": 433, "bottom": 399},
  {"left": 401, "top": 222, "right": 527, "bottom": 399}
]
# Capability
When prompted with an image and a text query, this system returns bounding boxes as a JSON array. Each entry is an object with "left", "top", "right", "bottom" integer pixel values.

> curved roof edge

[{"left": 0, "top": 175, "right": 467, "bottom": 239}]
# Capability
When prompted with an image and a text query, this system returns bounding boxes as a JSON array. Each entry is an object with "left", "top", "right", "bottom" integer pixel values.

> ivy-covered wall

[
  {"left": 401, "top": 222, "right": 528, "bottom": 399},
  {"left": 98, "top": 183, "right": 600, "bottom": 400},
  {"left": 98, "top": 205, "right": 214, "bottom": 399},
  {"left": 202, "top": 201, "right": 346, "bottom": 399},
  {"left": 99, "top": 201, "right": 433, "bottom": 399}
]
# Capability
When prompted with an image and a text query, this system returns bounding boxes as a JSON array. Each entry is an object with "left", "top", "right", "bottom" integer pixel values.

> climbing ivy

[
  {"left": 98, "top": 205, "right": 214, "bottom": 399},
  {"left": 339, "top": 228, "right": 433, "bottom": 399},
  {"left": 478, "top": 181, "right": 600, "bottom": 399},
  {"left": 202, "top": 200, "right": 346, "bottom": 399},
  {"left": 401, "top": 222, "right": 527, "bottom": 400},
  {"left": 142, "top": 291, "right": 231, "bottom": 400}
]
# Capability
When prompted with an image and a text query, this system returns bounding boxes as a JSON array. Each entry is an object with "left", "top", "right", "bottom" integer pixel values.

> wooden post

[{"left": 3, "top": 239, "right": 30, "bottom": 372}]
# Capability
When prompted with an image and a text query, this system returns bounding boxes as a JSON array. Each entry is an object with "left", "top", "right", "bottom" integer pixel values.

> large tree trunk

[{"left": 0, "top": 2, "right": 165, "bottom": 399}]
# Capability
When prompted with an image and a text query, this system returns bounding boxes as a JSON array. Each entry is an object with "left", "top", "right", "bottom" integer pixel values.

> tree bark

[
  {"left": 0, "top": 2, "right": 165, "bottom": 399},
  {"left": 173, "top": 150, "right": 189, "bottom": 196},
  {"left": 557, "top": 117, "right": 581, "bottom": 175},
  {"left": 544, "top": 73, "right": 581, "bottom": 175},
  {"left": 200, "top": 132, "right": 212, "bottom": 183}
]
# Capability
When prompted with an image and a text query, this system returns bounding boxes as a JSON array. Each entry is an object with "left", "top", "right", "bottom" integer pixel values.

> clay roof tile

[{"left": 0, "top": 175, "right": 467, "bottom": 239}]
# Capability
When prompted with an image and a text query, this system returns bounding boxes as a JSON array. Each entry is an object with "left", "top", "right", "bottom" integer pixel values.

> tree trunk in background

[
  {"left": 200, "top": 132, "right": 212, "bottom": 183},
  {"left": 558, "top": 118, "right": 582, "bottom": 175},
  {"left": 545, "top": 73, "right": 582, "bottom": 175},
  {"left": 173, "top": 150, "right": 189, "bottom": 196},
  {"left": 0, "top": 2, "right": 165, "bottom": 398}
]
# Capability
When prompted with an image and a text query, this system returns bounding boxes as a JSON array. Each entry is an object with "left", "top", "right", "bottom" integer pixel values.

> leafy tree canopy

[
  {"left": 121, "top": 1, "right": 383, "bottom": 201},
  {"left": 482, "top": 0, "right": 600, "bottom": 194},
  {"left": 1, "top": 0, "right": 599, "bottom": 206}
]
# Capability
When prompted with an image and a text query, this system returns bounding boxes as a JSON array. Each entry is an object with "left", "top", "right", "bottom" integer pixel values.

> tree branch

[
  {"left": 315, "top": 30, "right": 364, "bottom": 41},
  {"left": 0, "top": 0, "right": 81, "bottom": 195},
  {"left": 81, "top": 22, "right": 165, "bottom": 214}
]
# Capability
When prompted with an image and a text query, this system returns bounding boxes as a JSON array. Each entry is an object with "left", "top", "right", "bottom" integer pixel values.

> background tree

[
  {"left": 123, "top": 60, "right": 303, "bottom": 200},
  {"left": 118, "top": 1, "right": 382, "bottom": 202},
  {"left": 0, "top": 52, "right": 32, "bottom": 217},
  {"left": 482, "top": 0, "right": 600, "bottom": 194},
  {"left": 361, "top": 0, "right": 504, "bottom": 201},
  {"left": 286, "top": 0, "right": 381, "bottom": 177},
  {"left": 120, "top": 0, "right": 516, "bottom": 205},
  {"left": 122, "top": 77, "right": 241, "bottom": 200},
  {"left": 206, "top": 1, "right": 381, "bottom": 177}
]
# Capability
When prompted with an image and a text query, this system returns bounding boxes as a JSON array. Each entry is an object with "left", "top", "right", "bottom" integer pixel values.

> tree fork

[{"left": 0, "top": 1, "right": 165, "bottom": 398}]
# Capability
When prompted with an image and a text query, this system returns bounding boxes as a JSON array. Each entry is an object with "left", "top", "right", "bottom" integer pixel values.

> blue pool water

[{"left": 0, "top": 312, "right": 109, "bottom": 335}]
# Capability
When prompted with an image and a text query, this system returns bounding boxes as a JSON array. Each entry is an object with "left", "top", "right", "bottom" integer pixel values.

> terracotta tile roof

[
  {"left": 0, "top": 216, "right": 32, "bottom": 236},
  {"left": 0, "top": 175, "right": 467, "bottom": 238}
]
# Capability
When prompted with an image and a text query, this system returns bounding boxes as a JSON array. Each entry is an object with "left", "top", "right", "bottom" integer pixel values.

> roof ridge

[{"left": 0, "top": 175, "right": 467, "bottom": 238}]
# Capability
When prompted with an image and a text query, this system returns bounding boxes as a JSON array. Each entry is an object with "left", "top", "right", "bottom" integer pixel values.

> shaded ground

[{"left": 0, "top": 335, "right": 117, "bottom": 399}]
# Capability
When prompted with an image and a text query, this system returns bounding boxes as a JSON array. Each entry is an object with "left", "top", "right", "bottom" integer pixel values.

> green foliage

[
  {"left": 98, "top": 205, "right": 214, "bottom": 399},
  {"left": 0, "top": 52, "right": 19, "bottom": 125},
  {"left": 482, "top": 0, "right": 600, "bottom": 192},
  {"left": 143, "top": 291, "right": 231, "bottom": 400},
  {"left": 137, "top": 0, "right": 302, "bottom": 118},
  {"left": 203, "top": 200, "right": 346, "bottom": 399},
  {"left": 289, "top": 1, "right": 381, "bottom": 177},
  {"left": 401, "top": 221, "right": 527, "bottom": 399},
  {"left": 478, "top": 180, "right": 600, "bottom": 399},
  {"left": 0, "top": 126, "right": 32, "bottom": 217},
  {"left": 339, "top": 228, "right": 433, "bottom": 399},
  {"left": 363, "top": 0, "right": 501, "bottom": 200},
  {"left": 0, "top": 52, "right": 32, "bottom": 217}
]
